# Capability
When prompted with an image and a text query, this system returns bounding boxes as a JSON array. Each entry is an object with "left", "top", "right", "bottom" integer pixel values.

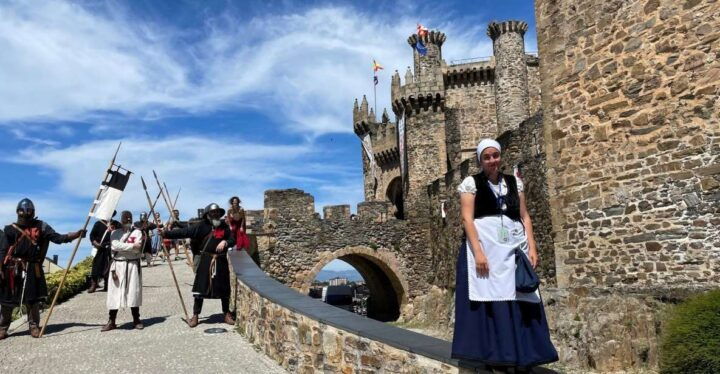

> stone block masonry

[{"left": 535, "top": 0, "right": 720, "bottom": 288}]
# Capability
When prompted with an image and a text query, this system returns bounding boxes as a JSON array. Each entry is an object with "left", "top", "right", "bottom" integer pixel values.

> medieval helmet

[
  {"left": 120, "top": 211, "right": 133, "bottom": 224},
  {"left": 203, "top": 203, "right": 225, "bottom": 219},
  {"left": 139, "top": 212, "right": 148, "bottom": 222},
  {"left": 16, "top": 198, "right": 35, "bottom": 216}
]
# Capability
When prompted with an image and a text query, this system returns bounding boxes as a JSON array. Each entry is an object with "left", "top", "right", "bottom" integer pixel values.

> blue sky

[{"left": 0, "top": 0, "right": 537, "bottom": 271}]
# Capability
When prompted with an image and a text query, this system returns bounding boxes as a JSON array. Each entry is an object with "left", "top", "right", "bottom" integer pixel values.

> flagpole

[
  {"left": 40, "top": 143, "right": 122, "bottom": 338},
  {"left": 373, "top": 73, "right": 377, "bottom": 120}
]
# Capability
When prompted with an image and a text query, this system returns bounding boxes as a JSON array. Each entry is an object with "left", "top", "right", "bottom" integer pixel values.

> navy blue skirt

[{"left": 451, "top": 243, "right": 558, "bottom": 368}]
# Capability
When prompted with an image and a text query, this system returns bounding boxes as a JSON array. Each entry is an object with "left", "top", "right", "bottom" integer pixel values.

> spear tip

[{"left": 141, "top": 176, "right": 147, "bottom": 189}]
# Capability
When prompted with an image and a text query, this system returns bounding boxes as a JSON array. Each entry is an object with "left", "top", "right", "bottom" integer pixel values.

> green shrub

[
  {"left": 660, "top": 289, "right": 720, "bottom": 374},
  {"left": 45, "top": 256, "right": 93, "bottom": 305}
]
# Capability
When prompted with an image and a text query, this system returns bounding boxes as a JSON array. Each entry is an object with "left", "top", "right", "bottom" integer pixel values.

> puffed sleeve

[
  {"left": 457, "top": 176, "right": 477, "bottom": 194},
  {"left": 513, "top": 167, "right": 525, "bottom": 193}
]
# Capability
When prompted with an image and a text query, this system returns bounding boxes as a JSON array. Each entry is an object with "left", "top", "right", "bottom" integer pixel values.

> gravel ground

[{"left": 1, "top": 257, "right": 286, "bottom": 374}]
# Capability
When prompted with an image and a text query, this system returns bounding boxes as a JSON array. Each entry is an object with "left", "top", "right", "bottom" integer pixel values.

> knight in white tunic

[{"left": 102, "top": 211, "right": 144, "bottom": 331}]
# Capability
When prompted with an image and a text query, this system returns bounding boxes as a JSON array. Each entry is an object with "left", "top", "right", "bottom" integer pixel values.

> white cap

[{"left": 476, "top": 139, "right": 501, "bottom": 161}]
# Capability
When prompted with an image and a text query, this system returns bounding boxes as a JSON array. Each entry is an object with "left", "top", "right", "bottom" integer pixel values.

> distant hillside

[{"left": 316, "top": 269, "right": 363, "bottom": 282}]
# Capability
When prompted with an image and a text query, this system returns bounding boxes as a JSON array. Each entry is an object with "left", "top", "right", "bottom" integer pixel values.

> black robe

[
  {"left": 164, "top": 220, "right": 235, "bottom": 299},
  {"left": 89, "top": 220, "right": 113, "bottom": 280},
  {"left": 0, "top": 220, "right": 74, "bottom": 305},
  {"left": 133, "top": 221, "right": 157, "bottom": 255}
]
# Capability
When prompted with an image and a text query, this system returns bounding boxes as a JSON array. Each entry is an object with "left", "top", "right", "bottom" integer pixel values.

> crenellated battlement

[
  {"left": 486, "top": 20, "right": 528, "bottom": 40},
  {"left": 406, "top": 30, "right": 447, "bottom": 48}
]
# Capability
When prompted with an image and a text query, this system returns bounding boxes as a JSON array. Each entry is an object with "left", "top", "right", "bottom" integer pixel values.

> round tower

[
  {"left": 407, "top": 30, "right": 446, "bottom": 81},
  {"left": 488, "top": 20, "right": 530, "bottom": 134}
]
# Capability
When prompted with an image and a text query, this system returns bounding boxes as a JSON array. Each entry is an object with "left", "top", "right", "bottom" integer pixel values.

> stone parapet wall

[
  {"left": 230, "top": 251, "right": 477, "bottom": 374},
  {"left": 535, "top": 0, "right": 720, "bottom": 288}
]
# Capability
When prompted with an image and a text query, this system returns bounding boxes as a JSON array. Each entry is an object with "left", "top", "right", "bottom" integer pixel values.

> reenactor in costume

[
  {"left": 161, "top": 203, "right": 235, "bottom": 328},
  {"left": 226, "top": 196, "right": 250, "bottom": 250},
  {"left": 135, "top": 212, "right": 156, "bottom": 267},
  {"left": 103, "top": 211, "right": 144, "bottom": 331},
  {"left": 0, "top": 198, "right": 86, "bottom": 339},
  {"left": 162, "top": 209, "right": 187, "bottom": 262},
  {"left": 89, "top": 211, "right": 118, "bottom": 293}
]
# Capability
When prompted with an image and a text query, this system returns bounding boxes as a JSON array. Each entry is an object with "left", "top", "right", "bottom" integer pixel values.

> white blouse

[{"left": 457, "top": 172, "right": 524, "bottom": 195}]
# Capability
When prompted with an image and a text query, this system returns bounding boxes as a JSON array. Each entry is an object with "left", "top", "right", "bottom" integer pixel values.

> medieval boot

[
  {"left": 102, "top": 310, "right": 117, "bottom": 332},
  {"left": 131, "top": 307, "right": 143, "bottom": 329},
  {"left": 101, "top": 319, "right": 116, "bottom": 332},
  {"left": 188, "top": 314, "right": 199, "bottom": 328},
  {"left": 0, "top": 328, "right": 8, "bottom": 340},
  {"left": 224, "top": 312, "right": 236, "bottom": 325},
  {"left": 88, "top": 279, "right": 98, "bottom": 293},
  {"left": 29, "top": 325, "right": 40, "bottom": 338}
]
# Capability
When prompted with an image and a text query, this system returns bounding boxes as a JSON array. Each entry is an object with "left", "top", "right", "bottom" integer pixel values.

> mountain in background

[{"left": 316, "top": 269, "right": 363, "bottom": 282}]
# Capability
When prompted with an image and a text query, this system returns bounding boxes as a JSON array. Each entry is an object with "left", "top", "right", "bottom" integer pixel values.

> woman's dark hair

[{"left": 229, "top": 196, "right": 241, "bottom": 205}]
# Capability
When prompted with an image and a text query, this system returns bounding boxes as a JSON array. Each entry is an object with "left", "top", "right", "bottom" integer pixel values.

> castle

[
  {"left": 353, "top": 21, "right": 541, "bottom": 221},
  {"left": 252, "top": 2, "right": 720, "bottom": 369}
]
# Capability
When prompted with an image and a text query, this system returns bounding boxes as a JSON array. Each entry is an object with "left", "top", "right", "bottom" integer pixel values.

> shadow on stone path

[{"left": 0, "top": 257, "right": 286, "bottom": 374}]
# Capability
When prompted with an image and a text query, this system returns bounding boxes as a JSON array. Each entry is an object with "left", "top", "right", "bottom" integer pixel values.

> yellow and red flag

[
  {"left": 373, "top": 60, "right": 384, "bottom": 72},
  {"left": 417, "top": 23, "right": 429, "bottom": 37}
]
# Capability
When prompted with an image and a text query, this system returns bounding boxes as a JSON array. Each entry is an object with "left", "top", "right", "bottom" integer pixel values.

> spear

[
  {"left": 40, "top": 143, "right": 122, "bottom": 338},
  {"left": 172, "top": 187, "right": 181, "bottom": 210},
  {"left": 164, "top": 185, "right": 193, "bottom": 269},
  {"left": 141, "top": 176, "right": 190, "bottom": 324}
]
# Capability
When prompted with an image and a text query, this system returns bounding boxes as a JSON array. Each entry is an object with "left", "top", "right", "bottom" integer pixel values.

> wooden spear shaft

[
  {"left": 40, "top": 143, "right": 122, "bottom": 338},
  {"left": 164, "top": 184, "right": 194, "bottom": 270},
  {"left": 141, "top": 177, "right": 190, "bottom": 323}
]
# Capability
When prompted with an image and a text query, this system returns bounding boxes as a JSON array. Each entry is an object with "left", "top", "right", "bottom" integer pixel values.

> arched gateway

[{"left": 300, "top": 247, "right": 409, "bottom": 322}]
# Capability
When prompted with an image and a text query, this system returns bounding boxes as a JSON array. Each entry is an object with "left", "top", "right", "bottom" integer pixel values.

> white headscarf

[{"left": 476, "top": 139, "right": 501, "bottom": 161}]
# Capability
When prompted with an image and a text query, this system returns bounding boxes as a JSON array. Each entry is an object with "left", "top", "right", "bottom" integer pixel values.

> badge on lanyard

[{"left": 498, "top": 226, "right": 509, "bottom": 243}]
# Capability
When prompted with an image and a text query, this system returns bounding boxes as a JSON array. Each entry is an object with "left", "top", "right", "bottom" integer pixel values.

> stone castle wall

[
  {"left": 257, "top": 189, "right": 433, "bottom": 306},
  {"left": 535, "top": 0, "right": 720, "bottom": 288},
  {"left": 444, "top": 61, "right": 498, "bottom": 169}
]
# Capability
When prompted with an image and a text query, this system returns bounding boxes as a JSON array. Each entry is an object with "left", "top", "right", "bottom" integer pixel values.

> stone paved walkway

[{"left": 0, "top": 256, "right": 286, "bottom": 374}]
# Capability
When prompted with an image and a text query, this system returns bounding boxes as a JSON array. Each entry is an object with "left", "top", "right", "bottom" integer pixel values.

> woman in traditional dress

[
  {"left": 226, "top": 196, "right": 249, "bottom": 251},
  {"left": 451, "top": 139, "right": 558, "bottom": 373}
]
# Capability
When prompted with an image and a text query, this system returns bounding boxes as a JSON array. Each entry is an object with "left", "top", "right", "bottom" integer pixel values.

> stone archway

[
  {"left": 300, "top": 246, "right": 409, "bottom": 322},
  {"left": 386, "top": 177, "right": 404, "bottom": 220}
]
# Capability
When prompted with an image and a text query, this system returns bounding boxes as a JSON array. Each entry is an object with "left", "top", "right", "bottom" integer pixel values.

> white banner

[
  {"left": 398, "top": 108, "right": 407, "bottom": 184},
  {"left": 362, "top": 134, "right": 377, "bottom": 183}
]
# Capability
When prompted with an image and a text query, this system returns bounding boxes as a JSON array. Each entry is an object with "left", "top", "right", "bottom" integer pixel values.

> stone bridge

[{"left": 251, "top": 189, "right": 433, "bottom": 322}]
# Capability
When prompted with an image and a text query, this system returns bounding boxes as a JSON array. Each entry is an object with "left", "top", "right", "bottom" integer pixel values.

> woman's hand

[
  {"left": 474, "top": 250, "right": 490, "bottom": 277},
  {"left": 528, "top": 248, "right": 539, "bottom": 269},
  {"left": 216, "top": 240, "right": 228, "bottom": 253}
]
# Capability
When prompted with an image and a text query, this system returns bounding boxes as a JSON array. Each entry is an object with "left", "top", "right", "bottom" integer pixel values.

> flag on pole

[
  {"left": 417, "top": 23, "right": 428, "bottom": 37},
  {"left": 373, "top": 60, "right": 383, "bottom": 86},
  {"left": 373, "top": 60, "right": 384, "bottom": 72},
  {"left": 92, "top": 167, "right": 131, "bottom": 220},
  {"left": 415, "top": 23, "right": 429, "bottom": 56}
]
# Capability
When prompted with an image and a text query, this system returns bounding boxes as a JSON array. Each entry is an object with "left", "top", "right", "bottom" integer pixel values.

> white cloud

[{"left": 0, "top": 1, "right": 509, "bottom": 135}]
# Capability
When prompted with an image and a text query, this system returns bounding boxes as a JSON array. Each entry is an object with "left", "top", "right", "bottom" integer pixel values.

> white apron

[
  {"left": 466, "top": 215, "right": 540, "bottom": 303},
  {"left": 107, "top": 228, "right": 143, "bottom": 309}
]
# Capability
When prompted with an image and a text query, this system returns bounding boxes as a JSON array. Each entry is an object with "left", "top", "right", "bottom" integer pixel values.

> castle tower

[
  {"left": 408, "top": 30, "right": 446, "bottom": 82},
  {"left": 390, "top": 30, "right": 448, "bottom": 220},
  {"left": 354, "top": 95, "right": 377, "bottom": 201},
  {"left": 488, "top": 20, "right": 530, "bottom": 134}
]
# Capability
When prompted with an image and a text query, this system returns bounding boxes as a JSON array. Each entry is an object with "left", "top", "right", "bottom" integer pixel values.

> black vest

[{"left": 472, "top": 173, "right": 522, "bottom": 222}]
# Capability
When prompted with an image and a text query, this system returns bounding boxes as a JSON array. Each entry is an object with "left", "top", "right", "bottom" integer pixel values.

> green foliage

[
  {"left": 45, "top": 257, "right": 93, "bottom": 305},
  {"left": 660, "top": 289, "right": 720, "bottom": 374}
]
